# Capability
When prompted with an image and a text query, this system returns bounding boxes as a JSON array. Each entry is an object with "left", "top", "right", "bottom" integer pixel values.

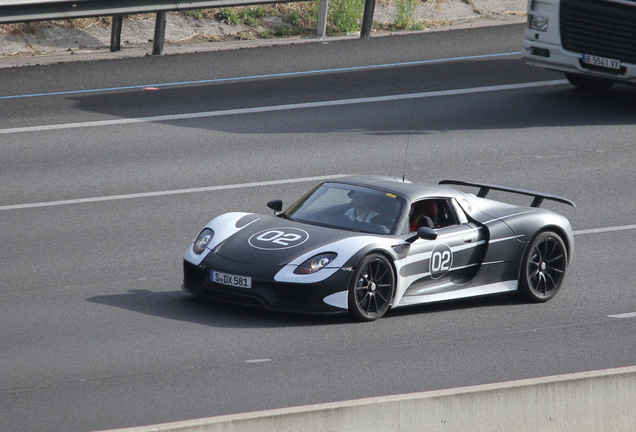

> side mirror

[
  {"left": 405, "top": 226, "right": 438, "bottom": 243},
  {"left": 267, "top": 199, "right": 283, "bottom": 214},
  {"left": 417, "top": 226, "right": 438, "bottom": 240}
]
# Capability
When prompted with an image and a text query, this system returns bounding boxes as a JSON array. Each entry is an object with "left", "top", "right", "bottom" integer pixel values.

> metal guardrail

[{"left": 0, "top": 0, "right": 377, "bottom": 54}]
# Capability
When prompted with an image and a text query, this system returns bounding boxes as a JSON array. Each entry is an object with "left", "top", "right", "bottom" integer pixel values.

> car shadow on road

[
  {"left": 87, "top": 289, "right": 352, "bottom": 328},
  {"left": 67, "top": 58, "right": 636, "bottom": 135},
  {"left": 87, "top": 288, "right": 524, "bottom": 328}
]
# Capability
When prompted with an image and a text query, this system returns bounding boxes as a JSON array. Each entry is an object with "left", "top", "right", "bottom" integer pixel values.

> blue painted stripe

[{"left": 0, "top": 52, "right": 521, "bottom": 100}]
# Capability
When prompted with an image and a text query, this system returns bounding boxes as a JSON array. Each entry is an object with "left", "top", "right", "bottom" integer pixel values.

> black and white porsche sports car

[{"left": 183, "top": 175, "right": 575, "bottom": 321}]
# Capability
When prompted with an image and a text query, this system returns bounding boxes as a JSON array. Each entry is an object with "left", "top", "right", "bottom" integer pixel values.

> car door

[{"left": 400, "top": 198, "right": 488, "bottom": 299}]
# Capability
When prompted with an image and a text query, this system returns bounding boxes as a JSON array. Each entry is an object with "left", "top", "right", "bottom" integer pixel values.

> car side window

[
  {"left": 436, "top": 199, "right": 460, "bottom": 227},
  {"left": 409, "top": 199, "right": 461, "bottom": 231}
]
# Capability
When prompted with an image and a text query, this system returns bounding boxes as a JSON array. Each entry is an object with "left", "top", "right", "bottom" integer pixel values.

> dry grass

[
  {"left": 0, "top": 17, "right": 116, "bottom": 36},
  {"left": 0, "top": 5, "right": 317, "bottom": 38}
]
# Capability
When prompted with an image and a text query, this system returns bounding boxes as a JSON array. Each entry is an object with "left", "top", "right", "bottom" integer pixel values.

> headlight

[
  {"left": 529, "top": 15, "right": 549, "bottom": 32},
  {"left": 294, "top": 253, "right": 337, "bottom": 274},
  {"left": 192, "top": 228, "right": 214, "bottom": 255}
]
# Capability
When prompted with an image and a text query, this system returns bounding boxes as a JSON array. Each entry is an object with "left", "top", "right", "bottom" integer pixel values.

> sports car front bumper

[{"left": 182, "top": 258, "right": 352, "bottom": 315}]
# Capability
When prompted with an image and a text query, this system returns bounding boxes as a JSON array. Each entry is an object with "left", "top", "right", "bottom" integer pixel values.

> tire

[
  {"left": 348, "top": 253, "right": 395, "bottom": 321},
  {"left": 565, "top": 73, "right": 614, "bottom": 91},
  {"left": 519, "top": 231, "right": 568, "bottom": 302}
]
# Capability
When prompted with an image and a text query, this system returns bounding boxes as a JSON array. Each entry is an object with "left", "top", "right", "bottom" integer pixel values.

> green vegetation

[
  {"left": 328, "top": 0, "right": 365, "bottom": 33},
  {"left": 216, "top": 8, "right": 240, "bottom": 25},
  {"left": 394, "top": 0, "right": 423, "bottom": 30},
  {"left": 207, "top": 0, "right": 427, "bottom": 36},
  {"left": 240, "top": 7, "right": 266, "bottom": 26},
  {"left": 183, "top": 9, "right": 205, "bottom": 20}
]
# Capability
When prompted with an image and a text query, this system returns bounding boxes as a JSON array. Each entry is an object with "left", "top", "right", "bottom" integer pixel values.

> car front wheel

[
  {"left": 519, "top": 231, "right": 568, "bottom": 302},
  {"left": 348, "top": 253, "right": 395, "bottom": 321}
]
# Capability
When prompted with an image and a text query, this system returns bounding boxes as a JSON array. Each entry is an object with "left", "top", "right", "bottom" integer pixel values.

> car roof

[{"left": 328, "top": 175, "right": 462, "bottom": 202}]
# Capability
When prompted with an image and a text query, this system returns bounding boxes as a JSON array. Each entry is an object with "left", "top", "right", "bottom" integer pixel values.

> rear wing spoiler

[{"left": 439, "top": 180, "right": 576, "bottom": 208}]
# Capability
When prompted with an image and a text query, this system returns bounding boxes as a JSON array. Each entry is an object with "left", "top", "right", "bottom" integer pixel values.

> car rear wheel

[
  {"left": 519, "top": 231, "right": 568, "bottom": 302},
  {"left": 348, "top": 253, "right": 395, "bottom": 321}
]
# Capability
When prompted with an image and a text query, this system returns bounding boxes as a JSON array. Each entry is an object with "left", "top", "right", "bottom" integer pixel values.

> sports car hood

[{"left": 213, "top": 216, "right": 368, "bottom": 266}]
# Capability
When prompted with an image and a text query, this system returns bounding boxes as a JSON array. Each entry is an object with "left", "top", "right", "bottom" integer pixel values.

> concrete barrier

[{"left": 100, "top": 366, "right": 636, "bottom": 432}]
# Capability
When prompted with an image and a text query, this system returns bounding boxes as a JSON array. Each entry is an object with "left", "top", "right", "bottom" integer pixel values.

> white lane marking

[
  {"left": 607, "top": 312, "right": 636, "bottom": 319},
  {"left": 574, "top": 225, "right": 636, "bottom": 235},
  {"left": 245, "top": 359, "right": 272, "bottom": 364},
  {"left": 0, "top": 80, "right": 567, "bottom": 135},
  {"left": 0, "top": 174, "right": 346, "bottom": 211}
]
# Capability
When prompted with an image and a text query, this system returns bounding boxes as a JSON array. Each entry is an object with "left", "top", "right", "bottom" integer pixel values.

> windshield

[{"left": 285, "top": 183, "right": 405, "bottom": 235}]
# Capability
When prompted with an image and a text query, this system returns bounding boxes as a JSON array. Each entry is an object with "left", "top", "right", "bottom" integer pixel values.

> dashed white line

[
  {"left": 0, "top": 174, "right": 346, "bottom": 211},
  {"left": 607, "top": 312, "right": 636, "bottom": 319},
  {"left": 2, "top": 174, "right": 636, "bottom": 244},
  {"left": 574, "top": 225, "right": 636, "bottom": 235}
]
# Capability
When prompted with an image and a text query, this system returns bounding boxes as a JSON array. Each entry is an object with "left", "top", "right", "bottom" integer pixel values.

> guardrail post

[
  {"left": 152, "top": 11, "right": 167, "bottom": 55},
  {"left": 316, "top": 0, "right": 329, "bottom": 37},
  {"left": 360, "top": 0, "right": 375, "bottom": 38},
  {"left": 110, "top": 14, "right": 123, "bottom": 52}
]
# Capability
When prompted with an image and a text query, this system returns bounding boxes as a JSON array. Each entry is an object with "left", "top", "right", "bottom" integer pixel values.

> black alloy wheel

[
  {"left": 519, "top": 231, "right": 568, "bottom": 302},
  {"left": 348, "top": 253, "right": 395, "bottom": 321}
]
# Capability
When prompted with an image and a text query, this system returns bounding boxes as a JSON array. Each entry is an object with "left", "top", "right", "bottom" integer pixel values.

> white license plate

[
  {"left": 582, "top": 54, "right": 621, "bottom": 70},
  {"left": 210, "top": 270, "right": 252, "bottom": 288}
]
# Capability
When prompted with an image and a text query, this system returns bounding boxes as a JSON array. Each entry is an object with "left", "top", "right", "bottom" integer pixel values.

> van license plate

[{"left": 582, "top": 54, "right": 620, "bottom": 70}]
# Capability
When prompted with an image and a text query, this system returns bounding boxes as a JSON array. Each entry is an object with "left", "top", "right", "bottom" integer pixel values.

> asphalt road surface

[{"left": 1, "top": 24, "right": 635, "bottom": 432}]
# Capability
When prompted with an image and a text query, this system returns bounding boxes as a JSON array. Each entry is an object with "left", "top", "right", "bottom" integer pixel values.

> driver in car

[{"left": 345, "top": 191, "right": 379, "bottom": 223}]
